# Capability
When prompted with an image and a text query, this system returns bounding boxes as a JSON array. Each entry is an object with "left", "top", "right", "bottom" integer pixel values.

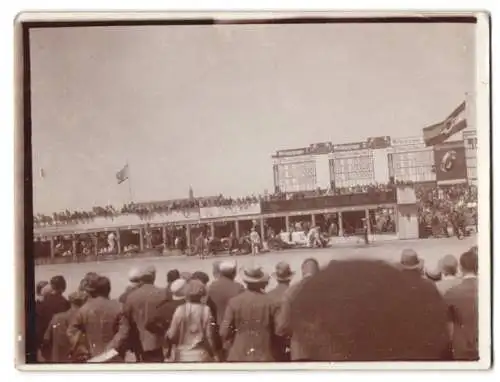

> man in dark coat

[
  {"left": 289, "top": 259, "right": 450, "bottom": 361},
  {"left": 276, "top": 258, "right": 320, "bottom": 361},
  {"left": 220, "top": 266, "right": 279, "bottom": 362},
  {"left": 36, "top": 275, "right": 71, "bottom": 359},
  {"left": 206, "top": 260, "right": 244, "bottom": 360},
  {"left": 444, "top": 249, "right": 479, "bottom": 360},
  {"left": 42, "top": 291, "right": 88, "bottom": 363},
  {"left": 122, "top": 265, "right": 167, "bottom": 362},
  {"left": 267, "top": 261, "right": 295, "bottom": 361},
  {"left": 67, "top": 275, "right": 128, "bottom": 362}
]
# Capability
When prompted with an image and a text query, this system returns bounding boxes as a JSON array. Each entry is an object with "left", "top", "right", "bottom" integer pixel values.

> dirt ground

[{"left": 35, "top": 235, "right": 477, "bottom": 299}]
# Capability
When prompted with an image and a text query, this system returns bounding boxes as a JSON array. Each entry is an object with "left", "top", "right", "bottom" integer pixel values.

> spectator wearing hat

[
  {"left": 268, "top": 262, "right": 295, "bottom": 362},
  {"left": 399, "top": 249, "right": 425, "bottom": 277},
  {"left": 167, "top": 279, "right": 217, "bottom": 362},
  {"left": 444, "top": 250, "right": 479, "bottom": 360},
  {"left": 67, "top": 275, "right": 128, "bottom": 362},
  {"left": 289, "top": 259, "right": 450, "bottom": 361},
  {"left": 122, "top": 265, "right": 167, "bottom": 362},
  {"left": 42, "top": 291, "right": 88, "bottom": 363},
  {"left": 206, "top": 260, "right": 244, "bottom": 360},
  {"left": 276, "top": 258, "right": 320, "bottom": 361},
  {"left": 436, "top": 255, "right": 462, "bottom": 296},
  {"left": 268, "top": 262, "right": 295, "bottom": 301},
  {"left": 220, "top": 266, "right": 278, "bottom": 362},
  {"left": 249, "top": 227, "right": 261, "bottom": 256},
  {"left": 118, "top": 267, "right": 142, "bottom": 304},
  {"left": 36, "top": 275, "right": 71, "bottom": 359}
]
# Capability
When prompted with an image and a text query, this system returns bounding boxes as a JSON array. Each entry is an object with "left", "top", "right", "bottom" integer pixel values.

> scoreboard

[{"left": 275, "top": 160, "right": 317, "bottom": 193}]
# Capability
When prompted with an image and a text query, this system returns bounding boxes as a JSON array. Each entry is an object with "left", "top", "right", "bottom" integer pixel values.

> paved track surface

[{"left": 35, "top": 235, "right": 477, "bottom": 299}]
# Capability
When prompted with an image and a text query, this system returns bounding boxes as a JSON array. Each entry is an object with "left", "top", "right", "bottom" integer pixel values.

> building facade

[{"left": 272, "top": 131, "right": 477, "bottom": 192}]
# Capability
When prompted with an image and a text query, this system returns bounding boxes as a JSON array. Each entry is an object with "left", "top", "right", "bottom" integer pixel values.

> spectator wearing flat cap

[
  {"left": 220, "top": 265, "right": 279, "bottom": 362},
  {"left": 268, "top": 262, "right": 295, "bottom": 301},
  {"left": 167, "top": 279, "right": 217, "bottom": 362},
  {"left": 399, "top": 249, "right": 425, "bottom": 277},
  {"left": 118, "top": 267, "right": 142, "bottom": 304},
  {"left": 276, "top": 258, "right": 320, "bottom": 361},
  {"left": 121, "top": 265, "right": 167, "bottom": 362},
  {"left": 36, "top": 275, "right": 71, "bottom": 359},
  {"left": 444, "top": 250, "right": 479, "bottom": 361},
  {"left": 267, "top": 261, "right": 295, "bottom": 361},
  {"left": 289, "top": 260, "right": 450, "bottom": 361},
  {"left": 206, "top": 260, "right": 244, "bottom": 360},
  {"left": 67, "top": 275, "right": 128, "bottom": 362},
  {"left": 42, "top": 291, "right": 88, "bottom": 363},
  {"left": 436, "top": 255, "right": 462, "bottom": 296}
]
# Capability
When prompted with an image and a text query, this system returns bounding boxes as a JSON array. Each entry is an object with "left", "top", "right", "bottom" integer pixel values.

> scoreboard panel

[{"left": 276, "top": 160, "right": 317, "bottom": 193}]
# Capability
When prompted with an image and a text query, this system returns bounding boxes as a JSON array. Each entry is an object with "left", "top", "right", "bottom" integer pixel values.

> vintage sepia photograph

[{"left": 15, "top": 11, "right": 491, "bottom": 370}]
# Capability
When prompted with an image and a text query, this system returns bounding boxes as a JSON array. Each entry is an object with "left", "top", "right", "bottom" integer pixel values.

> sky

[{"left": 29, "top": 22, "right": 475, "bottom": 214}]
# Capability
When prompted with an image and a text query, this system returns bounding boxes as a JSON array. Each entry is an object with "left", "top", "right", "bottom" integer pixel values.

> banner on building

[
  {"left": 367, "top": 136, "right": 391, "bottom": 150},
  {"left": 433, "top": 141, "right": 467, "bottom": 183},
  {"left": 308, "top": 142, "right": 333, "bottom": 155},
  {"left": 200, "top": 203, "right": 262, "bottom": 219},
  {"left": 274, "top": 147, "right": 309, "bottom": 158},
  {"left": 333, "top": 141, "right": 368, "bottom": 152}
]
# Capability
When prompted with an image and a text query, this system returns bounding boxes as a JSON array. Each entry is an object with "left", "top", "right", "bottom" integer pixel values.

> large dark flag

[
  {"left": 116, "top": 164, "right": 129, "bottom": 184},
  {"left": 423, "top": 101, "right": 467, "bottom": 147}
]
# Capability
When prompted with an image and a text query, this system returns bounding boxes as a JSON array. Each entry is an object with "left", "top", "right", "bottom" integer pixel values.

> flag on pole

[
  {"left": 116, "top": 164, "right": 129, "bottom": 184},
  {"left": 423, "top": 101, "right": 467, "bottom": 147}
]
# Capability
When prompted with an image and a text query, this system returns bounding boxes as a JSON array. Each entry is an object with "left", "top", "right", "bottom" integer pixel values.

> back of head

[
  {"left": 94, "top": 276, "right": 112, "bottom": 298},
  {"left": 440, "top": 254, "right": 458, "bottom": 276},
  {"left": 79, "top": 272, "right": 98, "bottom": 292},
  {"left": 50, "top": 275, "right": 67, "bottom": 294},
  {"left": 460, "top": 250, "right": 478, "bottom": 275},
  {"left": 290, "top": 260, "right": 449, "bottom": 361},
  {"left": 192, "top": 271, "right": 210, "bottom": 285},
  {"left": 167, "top": 269, "right": 180, "bottom": 284},
  {"left": 301, "top": 258, "right": 320, "bottom": 278},
  {"left": 68, "top": 290, "right": 88, "bottom": 307}
]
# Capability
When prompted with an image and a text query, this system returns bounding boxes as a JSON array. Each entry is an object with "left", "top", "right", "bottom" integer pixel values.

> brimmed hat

[
  {"left": 241, "top": 265, "right": 270, "bottom": 284},
  {"left": 399, "top": 249, "right": 423, "bottom": 271},
  {"left": 185, "top": 279, "right": 206, "bottom": 299},
  {"left": 128, "top": 267, "right": 142, "bottom": 283},
  {"left": 272, "top": 261, "right": 295, "bottom": 282},
  {"left": 219, "top": 260, "right": 237, "bottom": 276},
  {"left": 83, "top": 273, "right": 101, "bottom": 293},
  {"left": 170, "top": 278, "right": 187, "bottom": 301}
]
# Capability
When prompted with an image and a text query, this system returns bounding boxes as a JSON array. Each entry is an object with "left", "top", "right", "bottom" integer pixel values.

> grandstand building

[{"left": 272, "top": 131, "right": 478, "bottom": 192}]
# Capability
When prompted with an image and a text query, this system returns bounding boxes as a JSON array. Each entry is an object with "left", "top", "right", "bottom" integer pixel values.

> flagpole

[{"left": 126, "top": 160, "right": 133, "bottom": 203}]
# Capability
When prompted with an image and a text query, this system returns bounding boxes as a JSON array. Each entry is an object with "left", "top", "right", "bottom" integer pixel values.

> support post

[
  {"left": 72, "top": 236, "right": 77, "bottom": 257},
  {"left": 162, "top": 225, "right": 167, "bottom": 247},
  {"left": 210, "top": 222, "right": 215, "bottom": 238},
  {"left": 338, "top": 211, "right": 344, "bottom": 236},
  {"left": 186, "top": 224, "right": 191, "bottom": 254},
  {"left": 311, "top": 214, "right": 316, "bottom": 227},
  {"left": 260, "top": 217, "right": 265, "bottom": 241},
  {"left": 50, "top": 236, "right": 55, "bottom": 259},
  {"left": 285, "top": 215, "right": 290, "bottom": 232},
  {"left": 116, "top": 229, "right": 121, "bottom": 254},
  {"left": 139, "top": 227, "right": 144, "bottom": 252},
  {"left": 93, "top": 234, "right": 98, "bottom": 256},
  {"left": 235, "top": 220, "right": 240, "bottom": 239},
  {"left": 365, "top": 209, "right": 372, "bottom": 236}
]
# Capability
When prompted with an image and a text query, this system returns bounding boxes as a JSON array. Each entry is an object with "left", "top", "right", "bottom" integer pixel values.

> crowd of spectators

[
  {"left": 34, "top": 246, "right": 479, "bottom": 363},
  {"left": 33, "top": 182, "right": 477, "bottom": 228}
]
